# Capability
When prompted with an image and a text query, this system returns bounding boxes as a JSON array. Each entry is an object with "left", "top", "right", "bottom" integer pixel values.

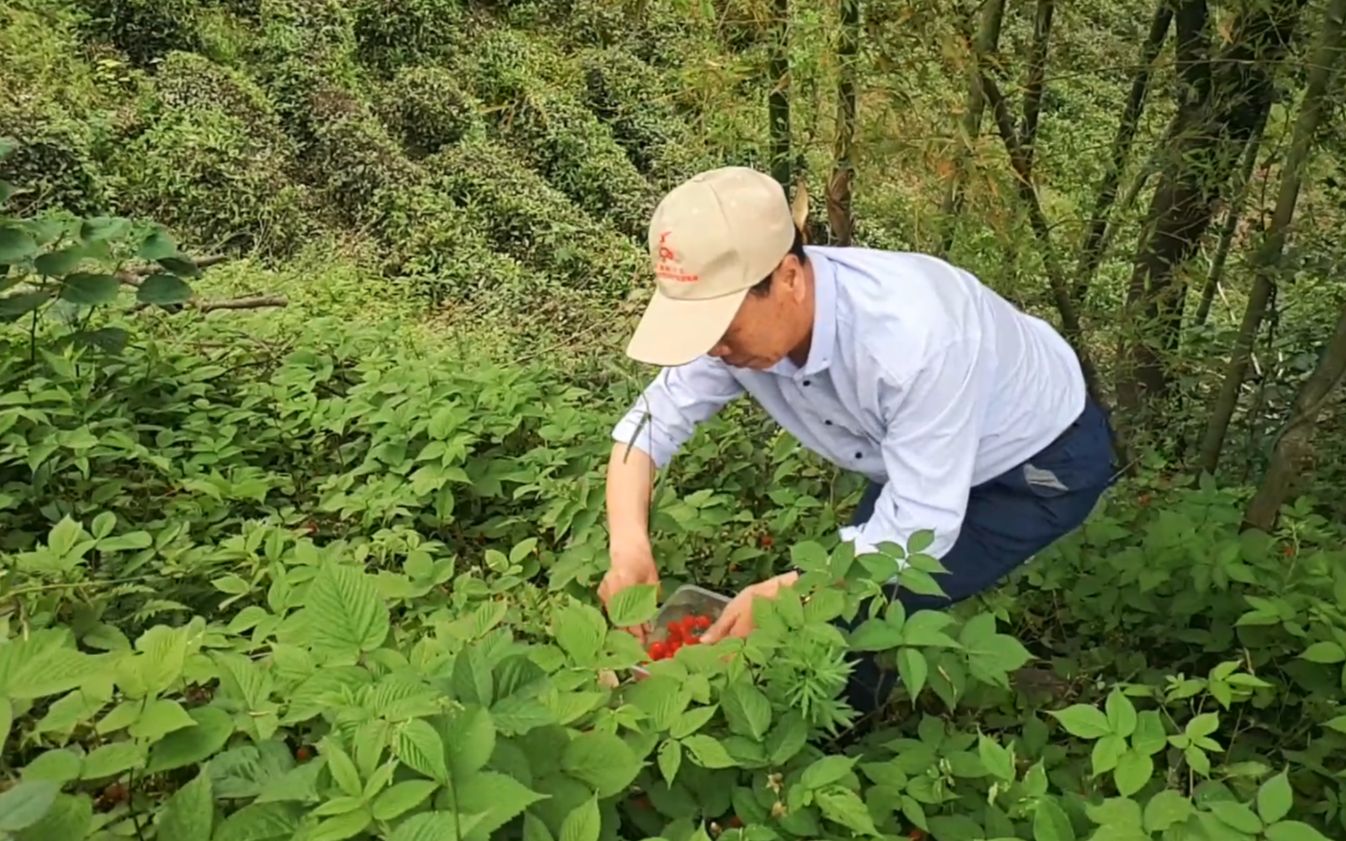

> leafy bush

[
  {"left": 77, "top": 0, "right": 204, "bottom": 67},
  {"left": 0, "top": 112, "right": 109, "bottom": 217},
  {"left": 352, "top": 0, "right": 466, "bottom": 73},
  {"left": 375, "top": 65, "right": 487, "bottom": 158}
]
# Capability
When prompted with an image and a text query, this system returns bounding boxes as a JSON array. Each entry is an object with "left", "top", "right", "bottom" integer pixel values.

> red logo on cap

[{"left": 654, "top": 231, "right": 699, "bottom": 282}]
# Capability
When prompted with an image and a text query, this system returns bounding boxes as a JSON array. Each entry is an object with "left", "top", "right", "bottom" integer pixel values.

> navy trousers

[{"left": 837, "top": 395, "right": 1117, "bottom": 716}]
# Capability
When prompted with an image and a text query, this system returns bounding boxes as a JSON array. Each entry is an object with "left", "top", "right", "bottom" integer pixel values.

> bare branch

[{"left": 195, "top": 295, "right": 289, "bottom": 313}]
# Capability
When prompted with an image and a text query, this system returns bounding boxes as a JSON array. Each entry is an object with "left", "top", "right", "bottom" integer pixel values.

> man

[{"left": 598, "top": 166, "right": 1116, "bottom": 714}]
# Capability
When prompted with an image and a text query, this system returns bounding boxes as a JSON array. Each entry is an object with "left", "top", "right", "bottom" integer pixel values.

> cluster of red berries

[{"left": 645, "top": 613, "right": 712, "bottom": 661}]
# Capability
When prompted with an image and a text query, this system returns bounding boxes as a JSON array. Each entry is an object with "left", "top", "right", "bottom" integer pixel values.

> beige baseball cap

[{"left": 625, "top": 166, "right": 796, "bottom": 367}]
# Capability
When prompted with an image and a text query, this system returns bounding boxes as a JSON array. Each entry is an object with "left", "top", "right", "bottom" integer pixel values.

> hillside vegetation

[{"left": 3, "top": 0, "right": 1346, "bottom": 840}]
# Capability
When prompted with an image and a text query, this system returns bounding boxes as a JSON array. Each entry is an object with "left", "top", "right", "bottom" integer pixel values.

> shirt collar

[{"left": 768, "top": 246, "right": 837, "bottom": 378}]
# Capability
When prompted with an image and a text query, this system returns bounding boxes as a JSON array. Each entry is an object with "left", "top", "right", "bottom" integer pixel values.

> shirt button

[
  {"left": 824, "top": 420, "right": 833, "bottom": 426},
  {"left": 854, "top": 452, "right": 863, "bottom": 459},
  {"left": 802, "top": 379, "right": 811, "bottom": 386}
]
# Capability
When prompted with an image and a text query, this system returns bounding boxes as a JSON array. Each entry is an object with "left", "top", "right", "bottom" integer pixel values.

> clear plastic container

[{"left": 630, "top": 584, "right": 731, "bottom": 680}]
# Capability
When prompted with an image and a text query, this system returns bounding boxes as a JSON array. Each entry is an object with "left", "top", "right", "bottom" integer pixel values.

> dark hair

[{"left": 749, "top": 225, "right": 807, "bottom": 297}]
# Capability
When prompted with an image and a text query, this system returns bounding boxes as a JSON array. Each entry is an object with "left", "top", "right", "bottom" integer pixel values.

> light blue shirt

[{"left": 612, "top": 245, "right": 1087, "bottom": 559}]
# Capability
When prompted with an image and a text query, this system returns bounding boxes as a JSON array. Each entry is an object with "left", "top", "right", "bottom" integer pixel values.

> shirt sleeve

[
  {"left": 840, "top": 334, "right": 990, "bottom": 565},
  {"left": 611, "top": 357, "right": 745, "bottom": 468}
]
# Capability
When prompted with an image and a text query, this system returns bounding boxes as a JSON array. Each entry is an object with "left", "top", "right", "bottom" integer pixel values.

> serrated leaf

[
  {"left": 305, "top": 564, "right": 390, "bottom": 664},
  {"left": 562, "top": 731, "right": 640, "bottom": 796},
  {"left": 897, "top": 648, "right": 928, "bottom": 699},
  {"left": 901, "top": 611, "right": 960, "bottom": 648},
  {"left": 60, "top": 272, "right": 120, "bottom": 305},
  {"left": 13, "top": 792, "right": 91, "bottom": 839},
  {"left": 81, "top": 741, "right": 144, "bottom": 780},
  {"left": 452, "top": 771, "right": 549, "bottom": 836},
  {"left": 1050, "top": 704, "right": 1111, "bottom": 739},
  {"left": 395, "top": 719, "right": 448, "bottom": 783},
  {"left": 440, "top": 705, "right": 495, "bottom": 780},
  {"left": 322, "top": 740, "right": 364, "bottom": 797},
  {"left": 721, "top": 682, "right": 772, "bottom": 741},
  {"left": 0, "top": 629, "right": 101, "bottom": 700},
  {"left": 157, "top": 768, "right": 213, "bottom": 841},
  {"left": 147, "top": 706, "right": 234, "bottom": 773},
  {"left": 1033, "top": 796, "right": 1075, "bottom": 841},
  {"left": 212, "top": 801, "right": 303, "bottom": 841},
  {"left": 606, "top": 585, "right": 658, "bottom": 628},
  {"left": 372, "top": 781, "right": 439, "bottom": 821},
  {"left": 802, "top": 755, "right": 856, "bottom": 789},
  {"left": 1257, "top": 770, "right": 1293, "bottom": 824},
  {"left": 558, "top": 796, "right": 601, "bottom": 841},
  {"left": 308, "top": 808, "right": 372, "bottom": 841},
  {"left": 978, "top": 735, "right": 1014, "bottom": 782},
  {"left": 683, "top": 734, "right": 736, "bottom": 769},
  {"left": 21, "top": 749, "right": 83, "bottom": 784},
  {"left": 1208, "top": 801, "right": 1262, "bottom": 834},
  {"left": 554, "top": 602, "right": 606, "bottom": 664},
  {"left": 0, "top": 780, "right": 59, "bottom": 831},
  {"left": 816, "top": 787, "right": 879, "bottom": 836},
  {"left": 658, "top": 739, "right": 681, "bottom": 785},
  {"left": 130, "top": 698, "right": 197, "bottom": 742}
]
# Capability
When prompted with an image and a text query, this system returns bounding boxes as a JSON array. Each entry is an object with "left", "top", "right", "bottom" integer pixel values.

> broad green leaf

[
  {"left": 1113, "top": 750, "right": 1152, "bottom": 797},
  {"left": 1086, "top": 797, "right": 1143, "bottom": 827},
  {"left": 801, "top": 755, "right": 856, "bottom": 789},
  {"left": 682, "top": 734, "right": 736, "bottom": 769},
  {"left": 524, "top": 813, "right": 555, "bottom": 841},
  {"left": 978, "top": 735, "right": 1014, "bottom": 782},
  {"left": 305, "top": 564, "right": 390, "bottom": 663},
  {"left": 138, "top": 230, "right": 179, "bottom": 260},
  {"left": 561, "top": 731, "right": 640, "bottom": 796},
  {"left": 554, "top": 602, "right": 607, "bottom": 664},
  {"left": 1132, "top": 711, "right": 1168, "bottom": 755},
  {"left": 1257, "top": 770, "right": 1293, "bottom": 824},
  {"left": 130, "top": 698, "right": 196, "bottom": 742},
  {"left": 81, "top": 741, "right": 145, "bottom": 780},
  {"left": 1050, "top": 704, "right": 1111, "bottom": 739},
  {"left": 1300, "top": 642, "right": 1345, "bottom": 664},
  {"left": 0, "top": 226, "right": 37, "bottom": 263},
  {"left": 34, "top": 246, "right": 84, "bottom": 277},
  {"left": 721, "top": 682, "right": 772, "bottom": 741},
  {"left": 13, "top": 792, "right": 91, "bottom": 839},
  {"left": 1322, "top": 715, "right": 1346, "bottom": 734},
  {"left": 1143, "top": 790, "right": 1193, "bottom": 832},
  {"left": 395, "top": 719, "right": 448, "bottom": 783},
  {"left": 137, "top": 273, "right": 193, "bottom": 305},
  {"left": 1186, "top": 713, "right": 1219, "bottom": 739},
  {"left": 1091, "top": 734, "right": 1127, "bottom": 775},
  {"left": 80, "top": 216, "right": 131, "bottom": 242},
  {"left": 0, "top": 290, "right": 50, "bottom": 320},
  {"left": 21, "top": 749, "right": 83, "bottom": 784},
  {"left": 1264, "top": 820, "right": 1332, "bottom": 841},
  {"left": 388, "top": 812, "right": 485, "bottom": 841},
  {"left": 658, "top": 739, "right": 681, "bottom": 785},
  {"left": 767, "top": 712, "right": 809, "bottom": 765},
  {"left": 1208, "top": 801, "right": 1262, "bottom": 834},
  {"left": 816, "top": 787, "right": 879, "bottom": 836},
  {"left": 159, "top": 256, "right": 202, "bottom": 276},
  {"left": 147, "top": 706, "right": 234, "bottom": 773},
  {"left": 1106, "top": 690, "right": 1138, "bottom": 738},
  {"left": 60, "top": 273, "right": 120, "bottom": 305},
  {"left": 157, "top": 768, "right": 213, "bottom": 841},
  {"left": 0, "top": 780, "right": 59, "bottom": 831},
  {"left": 0, "top": 698, "right": 9, "bottom": 745},
  {"left": 322, "top": 739, "right": 364, "bottom": 797},
  {"left": 606, "top": 585, "right": 658, "bottom": 628},
  {"left": 452, "top": 771, "right": 549, "bottom": 836},
  {"left": 558, "top": 796, "right": 601, "bottom": 841},
  {"left": 848, "top": 619, "right": 903, "bottom": 651},
  {"left": 897, "top": 648, "right": 928, "bottom": 699},
  {"left": 373, "top": 781, "right": 439, "bottom": 821},
  {"left": 0, "top": 629, "right": 101, "bottom": 699},
  {"left": 440, "top": 705, "right": 495, "bottom": 780},
  {"left": 902, "top": 611, "right": 960, "bottom": 648},
  {"left": 308, "top": 808, "right": 371, "bottom": 841},
  {"left": 212, "top": 802, "right": 303, "bottom": 841},
  {"left": 1033, "top": 796, "right": 1075, "bottom": 841}
]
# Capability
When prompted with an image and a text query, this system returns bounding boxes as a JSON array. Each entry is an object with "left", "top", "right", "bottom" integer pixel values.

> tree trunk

[
  {"left": 1073, "top": 0, "right": 1172, "bottom": 304},
  {"left": 937, "top": 0, "right": 1006, "bottom": 254},
  {"left": 1198, "top": 0, "right": 1345, "bottom": 475},
  {"left": 1020, "top": 0, "right": 1054, "bottom": 178},
  {"left": 1193, "top": 109, "right": 1268, "bottom": 329},
  {"left": 1244, "top": 300, "right": 1346, "bottom": 531},
  {"left": 769, "top": 0, "right": 791, "bottom": 186},
  {"left": 827, "top": 0, "right": 860, "bottom": 246},
  {"left": 1116, "top": 0, "right": 1302, "bottom": 416}
]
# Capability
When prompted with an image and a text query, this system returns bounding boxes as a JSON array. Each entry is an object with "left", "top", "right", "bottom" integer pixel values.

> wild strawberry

[
  {"left": 295, "top": 745, "right": 313, "bottom": 761},
  {"left": 759, "top": 534, "right": 774, "bottom": 549},
  {"left": 728, "top": 816, "right": 744, "bottom": 828},
  {"left": 648, "top": 641, "right": 669, "bottom": 660}
]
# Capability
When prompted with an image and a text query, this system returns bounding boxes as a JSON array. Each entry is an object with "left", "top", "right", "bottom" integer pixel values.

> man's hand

[
  {"left": 701, "top": 571, "right": 801, "bottom": 644},
  {"left": 598, "top": 544, "right": 661, "bottom": 643}
]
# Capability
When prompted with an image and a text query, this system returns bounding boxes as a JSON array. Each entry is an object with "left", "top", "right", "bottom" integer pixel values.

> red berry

[
  {"left": 760, "top": 534, "right": 774, "bottom": 548},
  {"left": 728, "top": 816, "right": 744, "bottom": 828},
  {"left": 649, "top": 641, "right": 668, "bottom": 660},
  {"left": 668, "top": 640, "right": 682, "bottom": 656},
  {"left": 693, "top": 615, "right": 711, "bottom": 630},
  {"left": 296, "top": 745, "right": 313, "bottom": 761}
]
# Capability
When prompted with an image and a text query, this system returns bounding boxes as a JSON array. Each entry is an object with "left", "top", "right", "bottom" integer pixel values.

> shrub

[
  {"left": 375, "top": 65, "right": 486, "bottom": 157},
  {"left": 352, "top": 0, "right": 466, "bottom": 73},
  {"left": 0, "top": 110, "right": 109, "bottom": 217},
  {"left": 77, "top": 0, "right": 204, "bottom": 67}
]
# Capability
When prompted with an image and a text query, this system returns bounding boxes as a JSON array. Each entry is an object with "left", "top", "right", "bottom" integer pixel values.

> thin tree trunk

[
  {"left": 1244, "top": 300, "right": 1346, "bottom": 531},
  {"left": 827, "top": 0, "right": 860, "bottom": 246},
  {"left": 937, "top": 0, "right": 1006, "bottom": 254},
  {"left": 1198, "top": 0, "right": 1345, "bottom": 475},
  {"left": 1020, "top": 0, "right": 1054, "bottom": 178},
  {"left": 1073, "top": 0, "right": 1172, "bottom": 304},
  {"left": 1117, "top": 0, "right": 1302, "bottom": 415},
  {"left": 1193, "top": 110, "right": 1269, "bottom": 328},
  {"left": 980, "top": 71, "right": 1103, "bottom": 408},
  {"left": 769, "top": 0, "right": 791, "bottom": 186}
]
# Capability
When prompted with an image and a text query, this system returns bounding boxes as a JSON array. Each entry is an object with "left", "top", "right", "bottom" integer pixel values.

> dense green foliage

[{"left": 3, "top": 0, "right": 1346, "bottom": 839}]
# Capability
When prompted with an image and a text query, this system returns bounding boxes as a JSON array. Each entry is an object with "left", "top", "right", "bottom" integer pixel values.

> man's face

[{"left": 706, "top": 256, "right": 809, "bottom": 370}]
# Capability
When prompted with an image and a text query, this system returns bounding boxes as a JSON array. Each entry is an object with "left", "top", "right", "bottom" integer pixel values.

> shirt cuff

[{"left": 611, "top": 412, "right": 678, "bottom": 468}]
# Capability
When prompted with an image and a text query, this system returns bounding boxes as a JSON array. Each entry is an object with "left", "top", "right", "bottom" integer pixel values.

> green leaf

[
  {"left": 1186, "top": 713, "right": 1219, "bottom": 739},
  {"left": 389, "top": 812, "right": 485, "bottom": 841},
  {"left": 130, "top": 699, "right": 197, "bottom": 742},
  {"left": 606, "top": 584, "right": 658, "bottom": 628},
  {"left": 1113, "top": 749, "right": 1152, "bottom": 797},
  {"left": 305, "top": 564, "right": 390, "bottom": 663},
  {"left": 816, "top": 787, "right": 879, "bottom": 836},
  {"left": 902, "top": 611, "right": 961, "bottom": 648},
  {"left": 1033, "top": 797, "right": 1076, "bottom": 841},
  {"left": 14, "top": 792, "right": 92, "bottom": 839},
  {"left": 452, "top": 771, "right": 549, "bottom": 836},
  {"left": 978, "top": 734, "right": 1014, "bottom": 782},
  {"left": 802, "top": 755, "right": 856, "bottom": 789},
  {"left": 558, "top": 796, "right": 601, "bottom": 841},
  {"left": 441, "top": 705, "right": 495, "bottom": 780},
  {"left": 554, "top": 602, "right": 607, "bottom": 664},
  {"left": 561, "top": 731, "right": 640, "bottom": 796},
  {"left": 1106, "top": 690, "right": 1138, "bottom": 738},
  {"left": 1132, "top": 711, "right": 1168, "bottom": 755},
  {"left": 80, "top": 216, "right": 131, "bottom": 242},
  {"left": 525, "top": 812, "right": 555, "bottom": 841},
  {"left": 395, "top": 719, "right": 448, "bottom": 783},
  {"left": 322, "top": 740, "right": 364, "bottom": 797},
  {"left": 136, "top": 273, "right": 193, "bottom": 306},
  {"left": 658, "top": 739, "right": 681, "bottom": 786},
  {"left": 0, "top": 780, "right": 59, "bottom": 831},
  {"left": 138, "top": 230, "right": 179, "bottom": 260},
  {"left": 766, "top": 712, "right": 808, "bottom": 765},
  {"left": 1324, "top": 715, "right": 1346, "bottom": 735},
  {"left": 908, "top": 530, "right": 935, "bottom": 554},
  {"left": 1264, "top": 820, "right": 1332, "bottom": 841},
  {"left": 1300, "top": 642, "right": 1345, "bottom": 664},
  {"left": 157, "top": 768, "right": 213, "bottom": 841},
  {"left": 1050, "top": 704, "right": 1111, "bottom": 739},
  {"left": 721, "top": 682, "right": 772, "bottom": 741},
  {"left": 147, "top": 706, "right": 234, "bottom": 773},
  {"left": 212, "top": 802, "right": 303, "bottom": 841},
  {"left": 0, "top": 290, "right": 50, "bottom": 320},
  {"left": 1257, "top": 770, "right": 1293, "bottom": 824},
  {"left": 373, "top": 780, "right": 439, "bottom": 821},
  {"left": 309, "top": 808, "right": 372, "bottom": 841},
  {"left": 60, "top": 273, "right": 120, "bottom": 305},
  {"left": 897, "top": 648, "right": 928, "bottom": 699},
  {"left": 21, "top": 749, "right": 83, "bottom": 784},
  {"left": 34, "top": 246, "right": 84, "bottom": 277},
  {"left": 683, "top": 734, "right": 736, "bottom": 769},
  {"left": 159, "top": 256, "right": 202, "bottom": 277},
  {"left": 0, "top": 226, "right": 37, "bottom": 263},
  {"left": 1208, "top": 801, "right": 1262, "bottom": 835},
  {"left": 1144, "top": 791, "right": 1193, "bottom": 832}
]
